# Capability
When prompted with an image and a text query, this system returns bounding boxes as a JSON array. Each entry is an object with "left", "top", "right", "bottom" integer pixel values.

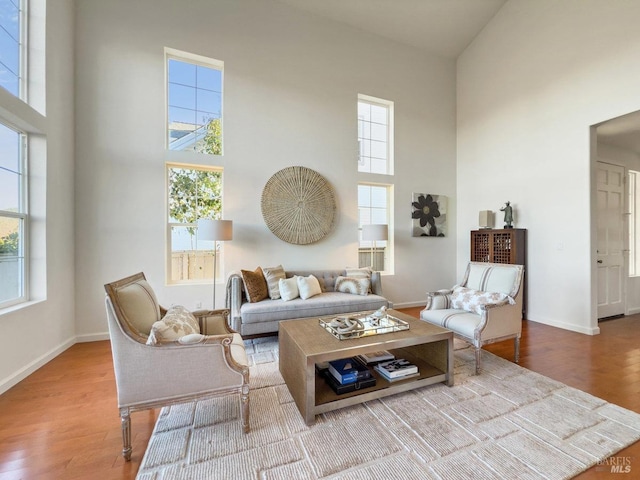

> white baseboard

[
  {"left": 391, "top": 301, "right": 425, "bottom": 309},
  {"left": 0, "top": 337, "right": 76, "bottom": 395},
  {"left": 0, "top": 332, "right": 111, "bottom": 395},
  {"left": 526, "top": 317, "right": 600, "bottom": 335},
  {"left": 76, "top": 332, "right": 109, "bottom": 342},
  {"left": 627, "top": 307, "right": 640, "bottom": 316}
]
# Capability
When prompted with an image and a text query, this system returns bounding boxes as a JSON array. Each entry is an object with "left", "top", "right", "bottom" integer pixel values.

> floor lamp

[
  {"left": 197, "top": 219, "right": 233, "bottom": 309},
  {"left": 362, "top": 224, "right": 388, "bottom": 272}
]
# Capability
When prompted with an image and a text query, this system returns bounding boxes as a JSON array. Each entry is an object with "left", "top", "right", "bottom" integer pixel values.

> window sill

[{"left": 0, "top": 298, "right": 45, "bottom": 317}]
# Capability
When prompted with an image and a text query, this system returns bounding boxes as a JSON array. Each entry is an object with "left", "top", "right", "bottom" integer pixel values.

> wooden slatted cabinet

[{"left": 471, "top": 228, "right": 526, "bottom": 315}]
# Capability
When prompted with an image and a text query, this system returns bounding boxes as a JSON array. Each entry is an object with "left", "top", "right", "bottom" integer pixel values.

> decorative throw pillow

[
  {"left": 450, "top": 286, "right": 510, "bottom": 315},
  {"left": 279, "top": 276, "right": 299, "bottom": 302},
  {"left": 262, "top": 265, "right": 286, "bottom": 300},
  {"left": 297, "top": 274, "right": 322, "bottom": 300},
  {"left": 345, "top": 266, "right": 373, "bottom": 293},
  {"left": 146, "top": 305, "right": 200, "bottom": 345},
  {"left": 345, "top": 266, "right": 372, "bottom": 278},
  {"left": 241, "top": 267, "right": 269, "bottom": 303},
  {"left": 335, "top": 276, "right": 370, "bottom": 296}
]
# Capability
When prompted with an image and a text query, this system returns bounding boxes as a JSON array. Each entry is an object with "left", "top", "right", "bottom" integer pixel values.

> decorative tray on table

[{"left": 319, "top": 308, "right": 410, "bottom": 340}]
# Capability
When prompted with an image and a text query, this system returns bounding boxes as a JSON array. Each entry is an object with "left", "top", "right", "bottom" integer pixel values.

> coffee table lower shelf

[{"left": 314, "top": 348, "right": 448, "bottom": 415}]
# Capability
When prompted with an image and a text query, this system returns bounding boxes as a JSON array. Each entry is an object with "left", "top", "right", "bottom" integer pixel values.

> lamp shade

[
  {"left": 362, "top": 224, "right": 388, "bottom": 241},
  {"left": 197, "top": 219, "right": 233, "bottom": 241}
]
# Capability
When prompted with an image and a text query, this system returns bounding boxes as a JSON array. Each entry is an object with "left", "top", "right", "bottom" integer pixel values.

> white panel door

[{"left": 597, "top": 161, "right": 626, "bottom": 319}]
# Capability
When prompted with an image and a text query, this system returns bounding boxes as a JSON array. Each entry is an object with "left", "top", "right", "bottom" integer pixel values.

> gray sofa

[{"left": 226, "top": 269, "right": 391, "bottom": 336}]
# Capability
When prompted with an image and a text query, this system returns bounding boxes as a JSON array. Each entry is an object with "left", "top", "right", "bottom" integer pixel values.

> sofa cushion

[
  {"left": 335, "top": 276, "right": 370, "bottom": 296},
  {"left": 420, "top": 308, "right": 481, "bottom": 339},
  {"left": 146, "top": 305, "right": 200, "bottom": 345},
  {"left": 241, "top": 267, "right": 269, "bottom": 303},
  {"left": 240, "top": 291, "right": 389, "bottom": 325},
  {"left": 263, "top": 264, "right": 286, "bottom": 300},
  {"left": 297, "top": 274, "right": 322, "bottom": 300},
  {"left": 450, "top": 286, "right": 510, "bottom": 315},
  {"left": 115, "top": 279, "right": 161, "bottom": 336},
  {"left": 279, "top": 277, "right": 299, "bottom": 301}
]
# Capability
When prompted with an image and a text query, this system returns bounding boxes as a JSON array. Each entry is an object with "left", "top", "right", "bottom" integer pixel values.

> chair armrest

[
  {"left": 159, "top": 332, "right": 248, "bottom": 373},
  {"left": 423, "top": 289, "right": 453, "bottom": 311},
  {"left": 226, "top": 273, "right": 244, "bottom": 332},
  {"left": 192, "top": 308, "right": 236, "bottom": 334},
  {"left": 370, "top": 271, "right": 383, "bottom": 296}
]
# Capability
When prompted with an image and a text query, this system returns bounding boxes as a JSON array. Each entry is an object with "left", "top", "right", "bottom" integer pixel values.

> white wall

[
  {"left": 0, "top": 0, "right": 76, "bottom": 393},
  {"left": 74, "top": 0, "right": 458, "bottom": 337},
  {"left": 457, "top": 0, "right": 640, "bottom": 334}
]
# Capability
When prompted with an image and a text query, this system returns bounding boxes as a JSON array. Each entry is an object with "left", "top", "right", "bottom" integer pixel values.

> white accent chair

[
  {"left": 420, "top": 262, "right": 525, "bottom": 374},
  {"left": 104, "top": 272, "right": 250, "bottom": 461}
]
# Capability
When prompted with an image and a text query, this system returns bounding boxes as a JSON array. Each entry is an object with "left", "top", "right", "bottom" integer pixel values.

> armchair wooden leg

[
  {"left": 514, "top": 336, "right": 521, "bottom": 363},
  {"left": 474, "top": 346, "right": 482, "bottom": 375},
  {"left": 241, "top": 384, "right": 250, "bottom": 433},
  {"left": 120, "top": 408, "right": 132, "bottom": 461}
]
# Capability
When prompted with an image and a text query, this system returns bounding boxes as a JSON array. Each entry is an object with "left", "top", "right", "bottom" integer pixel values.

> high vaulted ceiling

[
  {"left": 276, "top": 0, "right": 507, "bottom": 59},
  {"left": 276, "top": 0, "right": 640, "bottom": 151}
]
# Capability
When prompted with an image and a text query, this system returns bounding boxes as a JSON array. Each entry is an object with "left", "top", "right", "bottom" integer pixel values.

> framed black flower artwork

[{"left": 412, "top": 193, "right": 447, "bottom": 237}]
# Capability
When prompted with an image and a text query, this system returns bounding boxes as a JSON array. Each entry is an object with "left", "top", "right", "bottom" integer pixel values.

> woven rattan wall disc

[{"left": 261, "top": 166, "right": 336, "bottom": 245}]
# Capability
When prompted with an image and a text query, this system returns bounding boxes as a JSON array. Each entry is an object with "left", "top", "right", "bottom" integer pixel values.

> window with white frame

[
  {"left": 629, "top": 170, "right": 639, "bottom": 277},
  {"left": 0, "top": 0, "right": 31, "bottom": 308},
  {"left": 358, "top": 183, "right": 392, "bottom": 273},
  {"left": 0, "top": 122, "right": 26, "bottom": 308},
  {"left": 167, "top": 164, "right": 223, "bottom": 283},
  {"left": 358, "top": 95, "right": 393, "bottom": 175},
  {"left": 0, "top": 0, "right": 24, "bottom": 98},
  {"left": 166, "top": 48, "right": 223, "bottom": 154},
  {"left": 357, "top": 94, "right": 394, "bottom": 273}
]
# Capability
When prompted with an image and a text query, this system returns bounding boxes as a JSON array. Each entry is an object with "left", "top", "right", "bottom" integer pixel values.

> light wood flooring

[{"left": 0, "top": 309, "right": 639, "bottom": 479}]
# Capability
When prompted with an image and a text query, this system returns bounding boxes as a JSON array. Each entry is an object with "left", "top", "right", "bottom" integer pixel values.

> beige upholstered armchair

[
  {"left": 420, "top": 262, "right": 524, "bottom": 374},
  {"left": 104, "top": 272, "right": 249, "bottom": 461}
]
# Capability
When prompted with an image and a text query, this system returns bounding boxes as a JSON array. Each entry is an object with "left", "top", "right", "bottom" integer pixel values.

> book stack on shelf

[
  {"left": 320, "top": 357, "right": 376, "bottom": 395},
  {"left": 374, "top": 358, "right": 419, "bottom": 382},
  {"left": 355, "top": 350, "right": 395, "bottom": 365}
]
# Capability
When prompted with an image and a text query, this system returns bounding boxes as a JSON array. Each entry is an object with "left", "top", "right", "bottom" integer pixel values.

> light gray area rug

[{"left": 136, "top": 337, "right": 640, "bottom": 479}]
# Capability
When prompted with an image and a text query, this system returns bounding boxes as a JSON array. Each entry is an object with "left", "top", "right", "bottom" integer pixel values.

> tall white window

[
  {"left": 357, "top": 94, "right": 394, "bottom": 274},
  {"left": 358, "top": 183, "right": 392, "bottom": 273},
  {"left": 166, "top": 48, "right": 223, "bottom": 154},
  {"left": 167, "top": 164, "right": 224, "bottom": 284},
  {"left": 629, "top": 170, "right": 639, "bottom": 277},
  {"left": 358, "top": 95, "right": 393, "bottom": 175},
  {"left": 0, "top": 0, "right": 24, "bottom": 98},
  {"left": 0, "top": 0, "right": 32, "bottom": 308},
  {"left": 0, "top": 122, "right": 26, "bottom": 307}
]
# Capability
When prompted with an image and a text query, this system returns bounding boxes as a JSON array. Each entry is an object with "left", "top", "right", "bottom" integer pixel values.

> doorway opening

[{"left": 595, "top": 109, "right": 640, "bottom": 321}]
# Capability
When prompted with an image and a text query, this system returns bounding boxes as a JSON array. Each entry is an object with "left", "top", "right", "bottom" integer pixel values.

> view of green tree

[
  {"left": 198, "top": 118, "right": 222, "bottom": 156},
  {"left": 0, "top": 232, "right": 19, "bottom": 255},
  {"left": 169, "top": 167, "right": 222, "bottom": 234}
]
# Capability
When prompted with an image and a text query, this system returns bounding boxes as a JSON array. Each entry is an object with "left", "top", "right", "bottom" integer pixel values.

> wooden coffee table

[{"left": 278, "top": 309, "right": 453, "bottom": 425}]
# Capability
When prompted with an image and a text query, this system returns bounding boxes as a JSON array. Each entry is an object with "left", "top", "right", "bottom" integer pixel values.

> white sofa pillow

[
  {"left": 450, "top": 286, "right": 511, "bottom": 315},
  {"left": 146, "top": 305, "right": 200, "bottom": 345},
  {"left": 279, "top": 277, "right": 299, "bottom": 301},
  {"left": 297, "top": 274, "right": 322, "bottom": 300}
]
